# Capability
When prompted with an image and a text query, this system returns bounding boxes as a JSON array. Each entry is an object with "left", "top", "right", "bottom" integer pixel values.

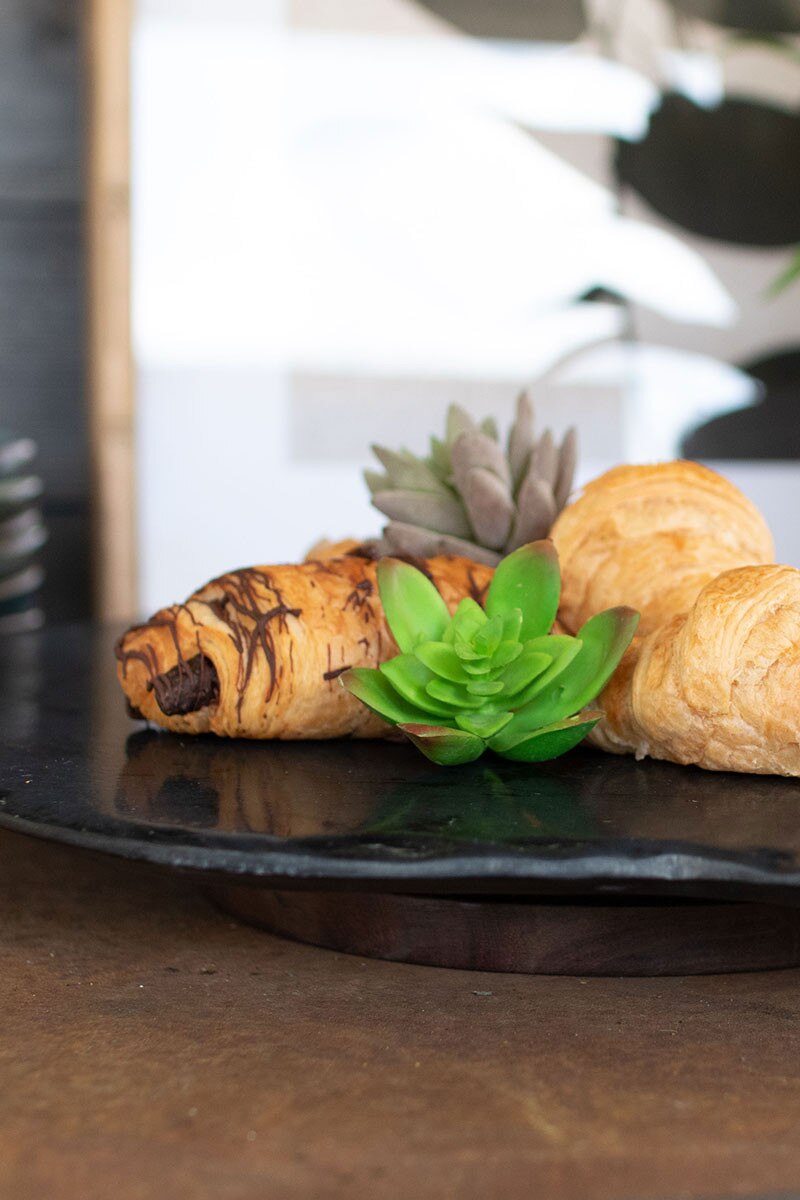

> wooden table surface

[{"left": 3, "top": 825, "right": 800, "bottom": 1200}]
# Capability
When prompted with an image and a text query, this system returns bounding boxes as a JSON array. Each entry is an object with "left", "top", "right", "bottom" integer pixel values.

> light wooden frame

[{"left": 86, "top": 0, "right": 137, "bottom": 621}]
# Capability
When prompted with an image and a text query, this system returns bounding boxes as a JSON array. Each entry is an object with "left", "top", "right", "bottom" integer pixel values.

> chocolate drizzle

[
  {"left": 203, "top": 570, "right": 302, "bottom": 720},
  {"left": 116, "top": 610, "right": 202, "bottom": 707},
  {"left": 344, "top": 541, "right": 379, "bottom": 559},
  {"left": 322, "top": 664, "right": 351, "bottom": 681},
  {"left": 344, "top": 578, "right": 375, "bottom": 624},
  {"left": 115, "top": 572, "right": 304, "bottom": 723},
  {"left": 121, "top": 556, "right": 496, "bottom": 727}
]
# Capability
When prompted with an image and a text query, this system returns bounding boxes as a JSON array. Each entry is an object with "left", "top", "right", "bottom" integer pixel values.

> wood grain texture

[
  {"left": 86, "top": 0, "right": 136, "bottom": 621},
  {"left": 213, "top": 887, "right": 800, "bottom": 976},
  {"left": 4, "top": 825, "right": 800, "bottom": 1199}
]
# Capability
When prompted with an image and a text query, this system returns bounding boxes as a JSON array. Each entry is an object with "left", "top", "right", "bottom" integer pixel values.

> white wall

[
  {"left": 132, "top": 2, "right": 800, "bottom": 614},
  {"left": 137, "top": 362, "right": 800, "bottom": 612}
]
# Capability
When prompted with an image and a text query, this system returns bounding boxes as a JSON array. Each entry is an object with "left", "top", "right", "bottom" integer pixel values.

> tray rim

[{"left": 3, "top": 803, "right": 800, "bottom": 903}]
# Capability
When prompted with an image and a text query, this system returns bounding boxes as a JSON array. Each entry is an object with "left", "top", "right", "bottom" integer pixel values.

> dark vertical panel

[{"left": 0, "top": 0, "right": 88, "bottom": 620}]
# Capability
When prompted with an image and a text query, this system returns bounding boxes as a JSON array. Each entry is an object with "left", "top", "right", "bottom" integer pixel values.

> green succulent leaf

[
  {"left": 340, "top": 669, "right": 434, "bottom": 728},
  {"left": 488, "top": 640, "right": 524, "bottom": 670},
  {"left": 490, "top": 612, "right": 637, "bottom": 751},
  {"left": 414, "top": 641, "right": 471, "bottom": 683},
  {"left": 454, "top": 710, "right": 513, "bottom": 739},
  {"left": 454, "top": 639, "right": 484, "bottom": 662},
  {"left": 461, "top": 657, "right": 495, "bottom": 675},
  {"left": 399, "top": 723, "right": 485, "bottom": 766},
  {"left": 426, "top": 677, "right": 484, "bottom": 710},
  {"left": 484, "top": 540, "right": 560, "bottom": 640},
  {"left": 466, "top": 678, "right": 505, "bottom": 697},
  {"left": 497, "top": 648, "right": 553, "bottom": 697},
  {"left": 498, "top": 609, "right": 523, "bottom": 643},
  {"left": 491, "top": 714, "right": 601, "bottom": 762},
  {"left": 473, "top": 613, "right": 505, "bottom": 657},
  {"left": 446, "top": 597, "right": 487, "bottom": 645},
  {"left": 503, "top": 636, "right": 582, "bottom": 706},
  {"left": 379, "top": 655, "right": 459, "bottom": 718},
  {"left": 377, "top": 558, "right": 451, "bottom": 653},
  {"left": 345, "top": 534, "right": 636, "bottom": 769},
  {"left": 489, "top": 699, "right": 567, "bottom": 752},
  {"left": 552, "top": 607, "right": 639, "bottom": 714}
]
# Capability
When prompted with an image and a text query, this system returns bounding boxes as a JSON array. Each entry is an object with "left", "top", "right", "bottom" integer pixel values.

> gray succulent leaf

[
  {"left": 382, "top": 522, "right": 501, "bottom": 567},
  {"left": 445, "top": 404, "right": 479, "bottom": 448},
  {"left": 554, "top": 427, "right": 577, "bottom": 511},
  {"left": 364, "top": 469, "right": 389, "bottom": 494},
  {"left": 371, "top": 489, "right": 472, "bottom": 538},
  {"left": 370, "top": 445, "right": 448, "bottom": 493},
  {"left": 364, "top": 395, "right": 579, "bottom": 561},
  {"left": 507, "top": 391, "right": 535, "bottom": 495},
  {"left": 458, "top": 467, "right": 515, "bottom": 551},
  {"left": 427, "top": 436, "right": 451, "bottom": 480},
  {"left": 505, "top": 475, "right": 556, "bottom": 551},
  {"left": 530, "top": 428, "right": 559, "bottom": 490},
  {"left": 451, "top": 431, "right": 512, "bottom": 491}
]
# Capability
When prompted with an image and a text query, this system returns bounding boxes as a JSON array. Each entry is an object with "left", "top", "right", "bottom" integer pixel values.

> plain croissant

[
  {"left": 116, "top": 553, "right": 493, "bottom": 739},
  {"left": 551, "top": 461, "right": 774, "bottom": 637},
  {"left": 549, "top": 461, "right": 800, "bottom": 774},
  {"left": 594, "top": 564, "right": 800, "bottom": 775}
]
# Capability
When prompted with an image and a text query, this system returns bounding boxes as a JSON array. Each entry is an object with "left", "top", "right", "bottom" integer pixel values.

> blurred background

[
  {"left": 0, "top": 0, "right": 83, "bottom": 629},
  {"left": 6, "top": 0, "right": 800, "bottom": 621}
]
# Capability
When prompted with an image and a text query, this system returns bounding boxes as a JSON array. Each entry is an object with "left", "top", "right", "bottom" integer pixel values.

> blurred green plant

[
  {"left": 768, "top": 244, "right": 800, "bottom": 297},
  {"left": 341, "top": 540, "right": 638, "bottom": 767}
]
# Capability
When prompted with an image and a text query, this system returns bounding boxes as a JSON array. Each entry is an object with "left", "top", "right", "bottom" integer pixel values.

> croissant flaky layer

[
  {"left": 116, "top": 554, "right": 493, "bottom": 739},
  {"left": 551, "top": 461, "right": 774, "bottom": 637},
  {"left": 593, "top": 564, "right": 800, "bottom": 775}
]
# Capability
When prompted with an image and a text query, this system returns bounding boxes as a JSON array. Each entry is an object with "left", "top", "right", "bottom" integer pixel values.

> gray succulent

[{"left": 366, "top": 393, "right": 577, "bottom": 566}]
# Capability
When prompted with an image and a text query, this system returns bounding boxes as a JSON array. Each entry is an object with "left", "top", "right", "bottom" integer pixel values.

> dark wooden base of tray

[{"left": 210, "top": 887, "right": 800, "bottom": 976}]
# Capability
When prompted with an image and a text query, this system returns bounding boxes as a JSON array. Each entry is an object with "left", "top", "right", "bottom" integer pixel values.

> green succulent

[{"left": 341, "top": 540, "right": 639, "bottom": 767}]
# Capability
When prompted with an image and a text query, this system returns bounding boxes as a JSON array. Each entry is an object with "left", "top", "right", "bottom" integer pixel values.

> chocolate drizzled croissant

[{"left": 116, "top": 554, "right": 492, "bottom": 740}]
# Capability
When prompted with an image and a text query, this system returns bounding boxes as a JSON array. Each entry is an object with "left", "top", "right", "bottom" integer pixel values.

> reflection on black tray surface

[
  {"left": 115, "top": 730, "right": 800, "bottom": 857},
  {"left": 3, "top": 626, "right": 800, "bottom": 896}
]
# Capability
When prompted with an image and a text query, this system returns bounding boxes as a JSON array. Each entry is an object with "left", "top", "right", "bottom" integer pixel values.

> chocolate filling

[{"left": 149, "top": 654, "right": 220, "bottom": 716}]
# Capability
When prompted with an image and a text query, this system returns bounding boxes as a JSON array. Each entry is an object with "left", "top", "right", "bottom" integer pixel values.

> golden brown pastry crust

[
  {"left": 551, "top": 462, "right": 774, "bottom": 637},
  {"left": 593, "top": 564, "right": 800, "bottom": 775},
  {"left": 304, "top": 536, "right": 365, "bottom": 561},
  {"left": 116, "top": 555, "right": 493, "bottom": 740}
]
